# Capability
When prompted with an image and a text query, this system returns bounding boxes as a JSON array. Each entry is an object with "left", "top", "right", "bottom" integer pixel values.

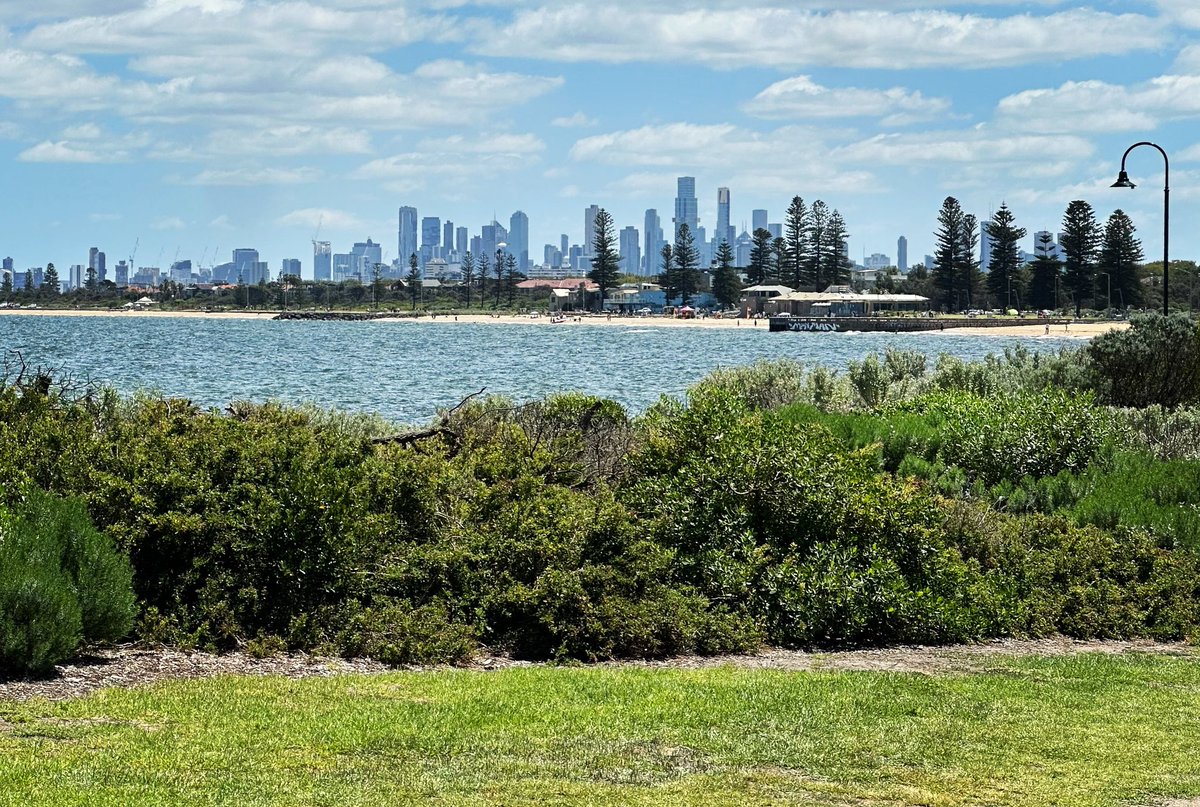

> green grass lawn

[{"left": 2, "top": 653, "right": 1199, "bottom": 806}]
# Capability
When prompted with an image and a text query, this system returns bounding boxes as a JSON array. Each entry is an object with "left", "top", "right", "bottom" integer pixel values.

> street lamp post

[{"left": 1111, "top": 141, "right": 1169, "bottom": 316}]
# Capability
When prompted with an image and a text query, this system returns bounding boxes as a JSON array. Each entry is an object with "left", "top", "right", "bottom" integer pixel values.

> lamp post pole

[{"left": 1111, "top": 142, "right": 1169, "bottom": 316}]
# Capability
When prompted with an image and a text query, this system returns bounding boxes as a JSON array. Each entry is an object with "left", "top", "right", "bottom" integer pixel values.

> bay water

[{"left": 0, "top": 315, "right": 1081, "bottom": 424}]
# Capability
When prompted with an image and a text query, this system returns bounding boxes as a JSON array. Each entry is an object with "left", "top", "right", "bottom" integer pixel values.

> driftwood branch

[{"left": 368, "top": 387, "right": 487, "bottom": 448}]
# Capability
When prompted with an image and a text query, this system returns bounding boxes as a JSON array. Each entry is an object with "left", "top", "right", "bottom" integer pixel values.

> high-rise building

[
  {"left": 170, "top": 260, "right": 193, "bottom": 285},
  {"left": 470, "top": 235, "right": 482, "bottom": 258},
  {"left": 281, "top": 258, "right": 301, "bottom": 278},
  {"left": 398, "top": 206, "right": 418, "bottom": 264},
  {"left": 768, "top": 223, "right": 782, "bottom": 239},
  {"left": 643, "top": 209, "right": 662, "bottom": 276},
  {"left": 114, "top": 260, "right": 129, "bottom": 288},
  {"left": 544, "top": 244, "right": 562, "bottom": 266},
  {"left": 619, "top": 226, "right": 641, "bottom": 275},
  {"left": 716, "top": 187, "right": 733, "bottom": 247},
  {"left": 673, "top": 176, "right": 698, "bottom": 240},
  {"left": 560, "top": 234, "right": 569, "bottom": 258},
  {"left": 69, "top": 264, "right": 84, "bottom": 291},
  {"left": 979, "top": 220, "right": 993, "bottom": 271},
  {"left": 752, "top": 209, "right": 769, "bottom": 233},
  {"left": 897, "top": 236, "right": 908, "bottom": 272},
  {"left": 232, "top": 248, "right": 261, "bottom": 284},
  {"left": 509, "top": 210, "right": 530, "bottom": 271},
  {"left": 583, "top": 204, "right": 600, "bottom": 254},
  {"left": 443, "top": 221, "right": 455, "bottom": 259},
  {"left": 313, "top": 241, "right": 332, "bottom": 281},
  {"left": 88, "top": 247, "right": 107, "bottom": 284},
  {"left": 1034, "top": 230, "right": 1063, "bottom": 260},
  {"left": 482, "top": 221, "right": 507, "bottom": 263},
  {"left": 420, "top": 217, "right": 441, "bottom": 266},
  {"left": 456, "top": 226, "right": 468, "bottom": 259},
  {"left": 352, "top": 239, "right": 383, "bottom": 280},
  {"left": 735, "top": 230, "right": 753, "bottom": 268}
]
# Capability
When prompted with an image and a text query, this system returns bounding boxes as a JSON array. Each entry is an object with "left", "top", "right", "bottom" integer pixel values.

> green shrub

[
  {"left": 0, "top": 487, "right": 134, "bottom": 675},
  {"left": 1088, "top": 313, "right": 1200, "bottom": 407},
  {"left": 689, "top": 359, "right": 807, "bottom": 411}
]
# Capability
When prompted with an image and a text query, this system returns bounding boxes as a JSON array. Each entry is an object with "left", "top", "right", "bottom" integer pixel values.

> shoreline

[{"left": 0, "top": 307, "right": 1131, "bottom": 337}]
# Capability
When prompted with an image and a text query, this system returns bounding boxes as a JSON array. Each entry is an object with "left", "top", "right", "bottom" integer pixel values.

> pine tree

[
  {"left": 712, "top": 239, "right": 741, "bottom": 310},
  {"left": 461, "top": 251, "right": 475, "bottom": 308},
  {"left": 821, "top": 210, "right": 851, "bottom": 287},
  {"left": 657, "top": 244, "right": 675, "bottom": 307},
  {"left": 42, "top": 263, "right": 59, "bottom": 297},
  {"left": 406, "top": 253, "right": 421, "bottom": 310},
  {"left": 586, "top": 208, "right": 621, "bottom": 311},
  {"left": 85, "top": 264, "right": 97, "bottom": 292},
  {"left": 932, "top": 196, "right": 966, "bottom": 311},
  {"left": 747, "top": 228, "right": 773, "bottom": 286},
  {"left": 770, "top": 237, "right": 787, "bottom": 286},
  {"left": 984, "top": 203, "right": 1027, "bottom": 310},
  {"left": 1098, "top": 209, "right": 1143, "bottom": 310},
  {"left": 958, "top": 213, "right": 983, "bottom": 308},
  {"left": 783, "top": 196, "right": 809, "bottom": 288},
  {"left": 493, "top": 249, "right": 505, "bottom": 308},
  {"left": 1, "top": 272, "right": 11, "bottom": 299},
  {"left": 477, "top": 252, "right": 491, "bottom": 305},
  {"left": 805, "top": 200, "right": 829, "bottom": 290},
  {"left": 1028, "top": 232, "right": 1062, "bottom": 311},
  {"left": 504, "top": 252, "right": 522, "bottom": 307},
  {"left": 1060, "top": 200, "right": 1101, "bottom": 316},
  {"left": 23, "top": 269, "right": 34, "bottom": 296},
  {"left": 673, "top": 224, "right": 699, "bottom": 306}
]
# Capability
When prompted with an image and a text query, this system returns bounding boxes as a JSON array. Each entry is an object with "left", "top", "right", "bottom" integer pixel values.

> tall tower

[
  {"left": 456, "top": 226, "right": 468, "bottom": 259},
  {"left": 897, "top": 236, "right": 908, "bottom": 272},
  {"left": 673, "top": 176, "right": 698, "bottom": 240},
  {"left": 619, "top": 226, "right": 641, "bottom": 275},
  {"left": 643, "top": 209, "right": 662, "bottom": 276},
  {"left": 509, "top": 210, "right": 530, "bottom": 271},
  {"left": 752, "top": 209, "right": 768, "bottom": 233},
  {"left": 583, "top": 204, "right": 600, "bottom": 255},
  {"left": 313, "top": 241, "right": 332, "bottom": 281},
  {"left": 443, "top": 221, "right": 455, "bottom": 259},
  {"left": 716, "top": 187, "right": 732, "bottom": 247},
  {"left": 397, "top": 206, "right": 418, "bottom": 264}
]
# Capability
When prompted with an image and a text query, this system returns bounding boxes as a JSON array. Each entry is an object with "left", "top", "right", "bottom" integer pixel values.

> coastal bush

[
  {"left": 1120, "top": 404, "right": 1200, "bottom": 460},
  {"left": 689, "top": 359, "right": 807, "bottom": 411},
  {"left": 1087, "top": 313, "right": 1200, "bottom": 407},
  {"left": 0, "top": 487, "right": 134, "bottom": 674},
  {"left": 628, "top": 387, "right": 985, "bottom": 647}
]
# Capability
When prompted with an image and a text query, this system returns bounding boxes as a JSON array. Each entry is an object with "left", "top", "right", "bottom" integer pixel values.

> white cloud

[
  {"left": 152, "top": 216, "right": 186, "bottom": 231},
  {"left": 571, "top": 123, "right": 831, "bottom": 168},
  {"left": 996, "top": 75, "right": 1200, "bottom": 133},
  {"left": 209, "top": 214, "right": 233, "bottom": 229},
  {"left": 745, "top": 76, "right": 951, "bottom": 124},
  {"left": 353, "top": 133, "right": 546, "bottom": 192},
  {"left": 831, "top": 130, "right": 1094, "bottom": 165},
  {"left": 89, "top": 212, "right": 122, "bottom": 221},
  {"left": 476, "top": 6, "right": 1164, "bottom": 69},
  {"left": 551, "top": 111, "right": 597, "bottom": 128},
  {"left": 61, "top": 122, "right": 101, "bottom": 139},
  {"left": 18, "top": 139, "right": 118, "bottom": 162},
  {"left": 186, "top": 166, "right": 322, "bottom": 185},
  {"left": 276, "top": 207, "right": 365, "bottom": 231},
  {"left": 1157, "top": 0, "right": 1200, "bottom": 29}
]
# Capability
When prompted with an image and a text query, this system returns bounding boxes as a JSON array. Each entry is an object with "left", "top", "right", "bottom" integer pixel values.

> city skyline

[{"left": 1, "top": 2, "right": 1198, "bottom": 274}]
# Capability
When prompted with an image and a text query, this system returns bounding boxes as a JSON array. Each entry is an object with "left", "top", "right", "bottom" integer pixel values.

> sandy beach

[{"left": 0, "top": 307, "right": 1132, "bottom": 338}]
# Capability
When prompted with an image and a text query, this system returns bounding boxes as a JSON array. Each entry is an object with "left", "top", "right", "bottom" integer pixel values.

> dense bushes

[
  {"left": 4, "top": 339, "right": 1200, "bottom": 672},
  {"left": 1088, "top": 313, "right": 1200, "bottom": 407},
  {"left": 0, "top": 487, "right": 135, "bottom": 674}
]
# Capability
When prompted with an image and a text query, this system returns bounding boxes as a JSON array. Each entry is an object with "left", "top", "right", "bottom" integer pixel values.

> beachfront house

[{"left": 766, "top": 286, "right": 930, "bottom": 317}]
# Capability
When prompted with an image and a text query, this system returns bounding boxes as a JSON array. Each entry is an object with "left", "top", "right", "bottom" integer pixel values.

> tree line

[{"left": 923, "top": 197, "right": 1145, "bottom": 314}]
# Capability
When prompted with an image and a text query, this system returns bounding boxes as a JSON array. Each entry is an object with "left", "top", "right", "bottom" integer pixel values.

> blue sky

[{"left": 1, "top": 0, "right": 1198, "bottom": 277}]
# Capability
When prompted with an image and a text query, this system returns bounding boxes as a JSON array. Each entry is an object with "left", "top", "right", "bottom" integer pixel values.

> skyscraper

[
  {"left": 281, "top": 258, "right": 301, "bottom": 278},
  {"left": 897, "top": 236, "right": 908, "bottom": 272},
  {"left": 752, "top": 209, "right": 769, "bottom": 234},
  {"left": 88, "top": 247, "right": 107, "bottom": 284},
  {"left": 456, "top": 227, "right": 468, "bottom": 259},
  {"left": 583, "top": 204, "right": 600, "bottom": 254},
  {"left": 509, "top": 210, "right": 530, "bottom": 271},
  {"left": 716, "top": 187, "right": 733, "bottom": 247},
  {"left": 352, "top": 239, "right": 382, "bottom": 279},
  {"left": 673, "top": 177, "right": 698, "bottom": 240},
  {"left": 313, "top": 241, "right": 332, "bottom": 281},
  {"left": 232, "top": 248, "right": 260, "bottom": 284},
  {"left": 643, "top": 209, "right": 662, "bottom": 276},
  {"left": 560, "top": 234, "right": 569, "bottom": 259},
  {"left": 978, "top": 219, "right": 993, "bottom": 271},
  {"left": 398, "top": 206, "right": 418, "bottom": 264},
  {"left": 421, "top": 217, "right": 441, "bottom": 266},
  {"left": 443, "top": 220, "right": 455, "bottom": 259},
  {"left": 619, "top": 226, "right": 641, "bottom": 275}
]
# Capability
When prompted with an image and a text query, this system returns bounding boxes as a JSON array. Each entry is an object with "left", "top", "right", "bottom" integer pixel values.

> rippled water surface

[{"left": 0, "top": 315, "right": 1082, "bottom": 423}]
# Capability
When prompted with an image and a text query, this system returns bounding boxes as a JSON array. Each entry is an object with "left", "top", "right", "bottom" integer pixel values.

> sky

[{"left": 1, "top": 0, "right": 1198, "bottom": 277}]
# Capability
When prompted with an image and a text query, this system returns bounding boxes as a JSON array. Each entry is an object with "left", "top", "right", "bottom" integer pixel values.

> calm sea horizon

[{"left": 0, "top": 315, "right": 1083, "bottom": 424}]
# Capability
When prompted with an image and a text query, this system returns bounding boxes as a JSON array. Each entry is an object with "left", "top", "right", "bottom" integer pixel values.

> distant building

[
  {"left": 352, "top": 239, "right": 382, "bottom": 280},
  {"left": 767, "top": 223, "right": 782, "bottom": 239},
  {"left": 673, "top": 176, "right": 698, "bottom": 240},
  {"left": 421, "top": 217, "right": 441, "bottom": 267},
  {"left": 169, "top": 260, "right": 193, "bottom": 285},
  {"left": 397, "top": 206, "right": 418, "bottom": 265},
  {"left": 455, "top": 226, "right": 468, "bottom": 260},
  {"left": 643, "top": 209, "right": 663, "bottom": 276},
  {"left": 752, "top": 209, "right": 768, "bottom": 233},
  {"left": 114, "top": 260, "right": 129, "bottom": 288},
  {"left": 897, "top": 236, "right": 908, "bottom": 272},
  {"left": 68, "top": 264, "right": 84, "bottom": 291},
  {"left": 863, "top": 253, "right": 891, "bottom": 270},
  {"left": 716, "top": 187, "right": 734, "bottom": 248},
  {"left": 509, "top": 210, "right": 530, "bottom": 271},
  {"left": 619, "top": 225, "right": 641, "bottom": 274},
  {"left": 232, "top": 248, "right": 265, "bottom": 284},
  {"left": 583, "top": 204, "right": 599, "bottom": 255},
  {"left": 313, "top": 241, "right": 332, "bottom": 282},
  {"left": 442, "top": 221, "right": 455, "bottom": 260},
  {"left": 281, "top": 258, "right": 301, "bottom": 279}
]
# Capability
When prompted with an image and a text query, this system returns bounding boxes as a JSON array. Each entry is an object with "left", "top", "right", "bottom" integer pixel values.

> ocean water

[{"left": 0, "top": 315, "right": 1083, "bottom": 424}]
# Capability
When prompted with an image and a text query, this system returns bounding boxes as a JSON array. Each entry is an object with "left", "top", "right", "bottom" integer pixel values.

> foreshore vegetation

[{"left": 2, "top": 313, "right": 1200, "bottom": 673}]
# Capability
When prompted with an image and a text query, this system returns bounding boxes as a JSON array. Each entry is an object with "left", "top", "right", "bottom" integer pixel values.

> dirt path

[{"left": 1, "top": 638, "right": 1194, "bottom": 702}]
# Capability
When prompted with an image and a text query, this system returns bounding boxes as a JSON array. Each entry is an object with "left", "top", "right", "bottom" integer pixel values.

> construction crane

[{"left": 128, "top": 237, "right": 139, "bottom": 279}]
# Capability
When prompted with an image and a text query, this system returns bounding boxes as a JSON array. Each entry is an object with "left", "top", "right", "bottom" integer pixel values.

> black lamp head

[{"left": 1111, "top": 170, "right": 1136, "bottom": 189}]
